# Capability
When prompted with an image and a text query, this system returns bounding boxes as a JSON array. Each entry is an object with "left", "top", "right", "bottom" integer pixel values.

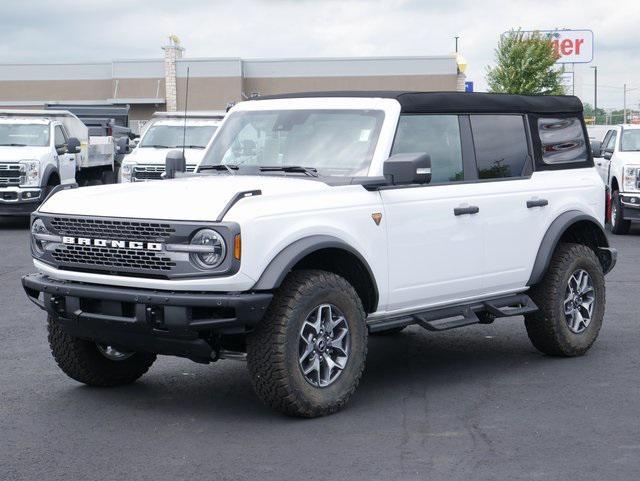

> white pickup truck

[
  {"left": 0, "top": 110, "right": 126, "bottom": 216},
  {"left": 119, "top": 111, "right": 224, "bottom": 182},
  {"left": 592, "top": 124, "right": 640, "bottom": 234}
]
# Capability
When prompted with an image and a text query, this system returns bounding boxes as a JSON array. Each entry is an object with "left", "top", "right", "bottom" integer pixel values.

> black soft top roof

[{"left": 255, "top": 91, "right": 583, "bottom": 115}]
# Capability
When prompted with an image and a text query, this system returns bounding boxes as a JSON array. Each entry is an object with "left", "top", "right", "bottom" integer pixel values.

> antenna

[{"left": 182, "top": 66, "right": 190, "bottom": 157}]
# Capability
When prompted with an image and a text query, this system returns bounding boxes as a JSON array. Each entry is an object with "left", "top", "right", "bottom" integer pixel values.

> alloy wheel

[
  {"left": 298, "top": 304, "right": 350, "bottom": 387},
  {"left": 564, "top": 269, "right": 596, "bottom": 334}
]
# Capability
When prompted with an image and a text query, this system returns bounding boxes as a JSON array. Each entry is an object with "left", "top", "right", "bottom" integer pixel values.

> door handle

[
  {"left": 454, "top": 205, "right": 480, "bottom": 216},
  {"left": 527, "top": 198, "right": 548, "bottom": 208}
]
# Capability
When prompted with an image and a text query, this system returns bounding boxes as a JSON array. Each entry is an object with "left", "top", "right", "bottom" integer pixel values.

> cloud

[{"left": 0, "top": 0, "right": 638, "bottom": 109}]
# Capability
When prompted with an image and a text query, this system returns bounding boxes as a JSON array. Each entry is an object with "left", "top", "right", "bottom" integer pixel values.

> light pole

[
  {"left": 590, "top": 66, "right": 597, "bottom": 123},
  {"left": 455, "top": 36, "right": 459, "bottom": 53}
]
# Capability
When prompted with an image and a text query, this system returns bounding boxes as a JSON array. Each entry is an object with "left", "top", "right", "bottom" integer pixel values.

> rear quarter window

[{"left": 538, "top": 117, "right": 588, "bottom": 164}]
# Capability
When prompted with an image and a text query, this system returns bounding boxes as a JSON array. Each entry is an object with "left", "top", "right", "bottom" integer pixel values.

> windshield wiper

[
  {"left": 198, "top": 164, "right": 240, "bottom": 174},
  {"left": 1, "top": 143, "right": 29, "bottom": 147},
  {"left": 176, "top": 145, "right": 206, "bottom": 149},
  {"left": 259, "top": 166, "right": 319, "bottom": 177},
  {"left": 142, "top": 144, "right": 171, "bottom": 149}
]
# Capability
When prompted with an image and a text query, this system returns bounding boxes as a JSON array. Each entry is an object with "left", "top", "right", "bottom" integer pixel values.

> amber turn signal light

[{"left": 234, "top": 234, "right": 241, "bottom": 260}]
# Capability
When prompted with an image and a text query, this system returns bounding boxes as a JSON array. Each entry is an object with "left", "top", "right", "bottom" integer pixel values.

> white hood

[
  {"left": 614, "top": 151, "right": 640, "bottom": 165},
  {"left": 0, "top": 146, "right": 49, "bottom": 162},
  {"left": 124, "top": 147, "right": 207, "bottom": 166},
  {"left": 39, "top": 174, "right": 330, "bottom": 221}
]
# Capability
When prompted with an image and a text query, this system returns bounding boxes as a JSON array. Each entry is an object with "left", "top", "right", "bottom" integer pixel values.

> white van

[{"left": 120, "top": 111, "right": 224, "bottom": 182}]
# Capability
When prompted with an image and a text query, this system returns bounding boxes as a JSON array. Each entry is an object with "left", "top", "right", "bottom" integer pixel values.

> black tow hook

[{"left": 49, "top": 296, "right": 65, "bottom": 316}]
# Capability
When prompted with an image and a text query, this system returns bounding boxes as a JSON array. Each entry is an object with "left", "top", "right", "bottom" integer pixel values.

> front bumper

[
  {"left": 619, "top": 192, "right": 640, "bottom": 221},
  {"left": 0, "top": 187, "right": 43, "bottom": 215},
  {"left": 22, "top": 273, "right": 273, "bottom": 362}
]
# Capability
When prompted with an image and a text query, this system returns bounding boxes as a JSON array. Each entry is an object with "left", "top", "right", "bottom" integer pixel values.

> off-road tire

[
  {"left": 525, "top": 243, "right": 605, "bottom": 357},
  {"left": 609, "top": 190, "right": 631, "bottom": 235},
  {"left": 47, "top": 317, "right": 156, "bottom": 386},
  {"left": 247, "top": 270, "right": 368, "bottom": 417}
]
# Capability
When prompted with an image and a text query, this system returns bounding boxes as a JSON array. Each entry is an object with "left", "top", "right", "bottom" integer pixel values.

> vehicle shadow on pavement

[{"left": 39, "top": 321, "right": 574, "bottom": 421}]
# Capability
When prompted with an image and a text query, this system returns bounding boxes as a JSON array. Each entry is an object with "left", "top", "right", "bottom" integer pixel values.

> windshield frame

[
  {"left": 196, "top": 98, "right": 401, "bottom": 177},
  {"left": 0, "top": 122, "right": 50, "bottom": 147},
  {"left": 621, "top": 129, "right": 640, "bottom": 152}
]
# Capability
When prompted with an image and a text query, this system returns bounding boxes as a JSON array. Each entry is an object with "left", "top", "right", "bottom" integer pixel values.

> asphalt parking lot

[{"left": 1, "top": 216, "right": 639, "bottom": 481}]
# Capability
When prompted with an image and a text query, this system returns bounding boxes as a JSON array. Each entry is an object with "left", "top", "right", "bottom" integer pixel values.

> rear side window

[
  {"left": 470, "top": 115, "right": 529, "bottom": 179},
  {"left": 538, "top": 117, "right": 588, "bottom": 164},
  {"left": 391, "top": 115, "right": 464, "bottom": 183}
]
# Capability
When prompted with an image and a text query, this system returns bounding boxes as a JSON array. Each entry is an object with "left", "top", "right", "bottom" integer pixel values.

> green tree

[{"left": 487, "top": 29, "right": 564, "bottom": 95}]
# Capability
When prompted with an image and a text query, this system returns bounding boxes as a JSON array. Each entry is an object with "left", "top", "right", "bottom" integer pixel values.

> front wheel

[
  {"left": 247, "top": 270, "right": 368, "bottom": 417},
  {"left": 48, "top": 318, "right": 156, "bottom": 386},
  {"left": 609, "top": 190, "right": 631, "bottom": 235},
  {"left": 525, "top": 243, "right": 605, "bottom": 357}
]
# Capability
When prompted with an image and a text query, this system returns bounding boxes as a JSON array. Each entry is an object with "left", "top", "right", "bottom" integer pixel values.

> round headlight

[
  {"left": 31, "top": 218, "right": 49, "bottom": 257},
  {"left": 189, "top": 229, "right": 226, "bottom": 269}
]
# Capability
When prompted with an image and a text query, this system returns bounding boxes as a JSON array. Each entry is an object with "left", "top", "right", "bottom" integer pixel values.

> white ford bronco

[
  {"left": 23, "top": 92, "right": 616, "bottom": 417},
  {"left": 592, "top": 124, "right": 640, "bottom": 234}
]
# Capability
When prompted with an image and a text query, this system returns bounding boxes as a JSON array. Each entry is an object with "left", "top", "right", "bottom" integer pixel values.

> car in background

[
  {"left": 119, "top": 111, "right": 224, "bottom": 182},
  {"left": 593, "top": 124, "right": 640, "bottom": 234}
]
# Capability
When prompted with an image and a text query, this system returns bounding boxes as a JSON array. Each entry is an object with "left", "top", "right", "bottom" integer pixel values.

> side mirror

[
  {"left": 164, "top": 149, "right": 186, "bottom": 179},
  {"left": 131, "top": 138, "right": 140, "bottom": 148},
  {"left": 603, "top": 150, "right": 613, "bottom": 160},
  {"left": 590, "top": 140, "right": 602, "bottom": 158},
  {"left": 116, "top": 137, "right": 130, "bottom": 155},
  {"left": 66, "top": 137, "right": 81, "bottom": 154},
  {"left": 383, "top": 153, "right": 431, "bottom": 185}
]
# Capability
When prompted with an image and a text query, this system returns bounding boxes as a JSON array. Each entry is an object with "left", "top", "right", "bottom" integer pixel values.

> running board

[{"left": 368, "top": 294, "right": 538, "bottom": 333}]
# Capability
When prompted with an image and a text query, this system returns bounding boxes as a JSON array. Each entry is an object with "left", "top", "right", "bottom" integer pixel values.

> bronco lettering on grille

[{"left": 62, "top": 237, "right": 163, "bottom": 251}]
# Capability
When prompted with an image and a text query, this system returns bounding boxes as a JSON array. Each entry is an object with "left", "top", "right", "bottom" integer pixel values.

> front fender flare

[{"left": 252, "top": 235, "right": 379, "bottom": 306}]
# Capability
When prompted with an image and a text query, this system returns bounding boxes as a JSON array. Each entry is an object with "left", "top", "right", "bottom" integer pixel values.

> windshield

[
  {"left": 621, "top": 130, "right": 640, "bottom": 152},
  {"left": 199, "top": 109, "right": 385, "bottom": 176},
  {"left": 140, "top": 124, "right": 217, "bottom": 149},
  {"left": 0, "top": 123, "right": 49, "bottom": 147}
]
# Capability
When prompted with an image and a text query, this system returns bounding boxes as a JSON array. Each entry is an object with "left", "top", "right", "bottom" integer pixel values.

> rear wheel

[
  {"left": 247, "top": 270, "right": 368, "bottom": 417},
  {"left": 48, "top": 317, "right": 156, "bottom": 386},
  {"left": 609, "top": 190, "right": 631, "bottom": 235},
  {"left": 525, "top": 243, "right": 605, "bottom": 357}
]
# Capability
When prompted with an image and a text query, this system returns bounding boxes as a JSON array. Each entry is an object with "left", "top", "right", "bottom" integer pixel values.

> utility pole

[
  {"left": 590, "top": 66, "right": 597, "bottom": 123},
  {"left": 624, "top": 83, "right": 627, "bottom": 124},
  {"left": 455, "top": 36, "right": 459, "bottom": 53}
]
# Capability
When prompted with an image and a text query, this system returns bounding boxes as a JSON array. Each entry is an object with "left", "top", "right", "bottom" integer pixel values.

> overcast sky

[{"left": 1, "top": 0, "right": 638, "bottom": 109}]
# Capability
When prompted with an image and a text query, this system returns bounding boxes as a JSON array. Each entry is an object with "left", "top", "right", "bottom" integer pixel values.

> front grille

[
  {"left": 133, "top": 164, "right": 196, "bottom": 181},
  {"left": 52, "top": 245, "right": 176, "bottom": 271},
  {"left": 50, "top": 216, "right": 175, "bottom": 242},
  {"left": 37, "top": 214, "right": 238, "bottom": 279},
  {"left": 0, "top": 163, "right": 21, "bottom": 187}
]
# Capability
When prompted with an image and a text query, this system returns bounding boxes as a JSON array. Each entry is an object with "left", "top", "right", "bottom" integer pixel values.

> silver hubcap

[
  {"left": 96, "top": 344, "right": 134, "bottom": 361},
  {"left": 298, "top": 304, "right": 350, "bottom": 388},
  {"left": 611, "top": 201, "right": 617, "bottom": 225},
  {"left": 564, "top": 269, "right": 596, "bottom": 334}
]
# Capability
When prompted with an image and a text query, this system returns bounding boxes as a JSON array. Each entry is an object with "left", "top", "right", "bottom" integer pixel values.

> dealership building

[{"left": 0, "top": 41, "right": 467, "bottom": 128}]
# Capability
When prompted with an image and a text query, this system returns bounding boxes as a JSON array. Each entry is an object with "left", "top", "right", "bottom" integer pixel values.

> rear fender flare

[{"left": 527, "top": 210, "right": 610, "bottom": 286}]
